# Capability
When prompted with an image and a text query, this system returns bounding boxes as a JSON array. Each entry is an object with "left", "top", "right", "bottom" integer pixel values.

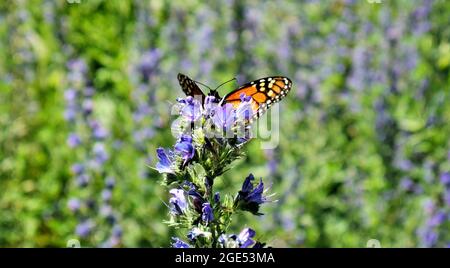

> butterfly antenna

[
  {"left": 193, "top": 80, "right": 212, "bottom": 91},
  {"left": 214, "top": 77, "right": 237, "bottom": 91}
]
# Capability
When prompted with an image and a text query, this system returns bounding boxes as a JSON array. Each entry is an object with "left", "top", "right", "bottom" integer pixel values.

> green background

[{"left": 0, "top": 0, "right": 449, "bottom": 247}]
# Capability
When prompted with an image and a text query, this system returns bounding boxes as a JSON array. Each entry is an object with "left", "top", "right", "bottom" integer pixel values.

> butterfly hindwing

[{"left": 223, "top": 76, "right": 292, "bottom": 118}]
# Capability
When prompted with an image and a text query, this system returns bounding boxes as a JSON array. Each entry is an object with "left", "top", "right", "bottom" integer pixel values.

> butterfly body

[{"left": 177, "top": 73, "right": 292, "bottom": 118}]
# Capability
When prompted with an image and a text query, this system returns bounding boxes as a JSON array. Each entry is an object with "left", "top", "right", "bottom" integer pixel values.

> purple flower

[
  {"left": 67, "top": 59, "right": 87, "bottom": 74},
  {"left": 71, "top": 163, "right": 85, "bottom": 175},
  {"left": 235, "top": 94, "right": 254, "bottom": 139},
  {"left": 93, "top": 143, "right": 108, "bottom": 164},
  {"left": 68, "top": 198, "right": 81, "bottom": 212},
  {"left": 422, "top": 230, "right": 438, "bottom": 247},
  {"left": 400, "top": 177, "right": 414, "bottom": 191},
  {"left": 82, "top": 99, "right": 93, "bottom": 115},
  {"left": 428, "top": 211, "right": 446, "bottom": 227},
  {"left": 112, "top": 225, "right": 123, "bottom": 238},
  {"left": 180, "top": 96, "right": 202, "bottom": 122},
  {"left": 169, "top": 189, "right": 188, "bottom": 215},
  {"left": 88, "top": 120, "right": 108, "bottom": 140},
  {"left": 266, "top": 152, "right": 278, "bottom": 175},
  {"left": 237, "top": 228, "right": 256, "bottom": 248},
  {"left": 202, "top": 203, "right": 214, "bottom": 223},
  {"left": 84, "top": 86, "right": 95, "bottom": 97},
  {"left": 133, "top": 103, "right": 152, "bottom": 122},
  {"left": 76, "top": 174, "right": 90, "bottom": 187},
  {"left": 246, "top": 180, "right": 266, "bottom": 204},
  {"left": 237, "top": 174, "right": 269, "bottom": 215},
  {"left": 64, "top": 108, "right": 77, "bottom": 122},
  {"left": 174, "top": 135, "right": 195, "bottom": 164},
  {"left": 64, "top": 88, "right": 77, "bottom": 102},
  {"left": 440, "top": 172, "right": 450, "bottom": 187},
  {"left": 93, "top": 125, "right": 108, "bottom": 140},
  {"left": 76, "top": 220, "right": 94, "bottom": 238},
  {"left": 101, "top": 189, "right": 112, "bottom": 202},
  {"left": 139, "top": 49, "right": 161, "bottom": 80},
  {"left": 100, "top": 205, "right": 113, "bottom": 217},
  {"left": 67, "top": 133, "right": 81, "bottom": 148},
  {"left": 241, "top": 174, "right": 254, "bottom": 193},
  {"left": 212, "top": 103, "right": 236, "bottom": 134},
  {"left": 155, "top": 148, "right": 174, "bottom": 174},
  {"left": 204, "top": 95, "right": 219, "bottom": 117},
  {"left": 105, "top": 177, "right": 115, "bottom": 189},
  {"left": 172, "top": 237, "right": 190, "bottom": 248}
]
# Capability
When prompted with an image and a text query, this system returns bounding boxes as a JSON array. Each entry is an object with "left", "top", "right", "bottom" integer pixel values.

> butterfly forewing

[
  {"left": 223, "top": 76, "right": 292, "bottom": 118},
  {"left": 177, "top": 73, "right": 206, "bottom": 102}
]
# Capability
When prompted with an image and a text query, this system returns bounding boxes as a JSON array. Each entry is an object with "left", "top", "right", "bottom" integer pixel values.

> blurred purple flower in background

[
  {"left": 139, "top": 49, "right": 162, "bottom": 81},
  {"left": 440, "top": 172, "right": 450, "bottom": 186},
  {"left": 67, "top": 133, "right": 81, "bottom": 148},
  {"left": 68, "top": 198, "right": 81, "bottom": 212},
  {"left": 76, "top": 220, "right": 94, "bottom": 238},
  {"left": 64, "top": 57, "right": 122, "bottom": 247}
]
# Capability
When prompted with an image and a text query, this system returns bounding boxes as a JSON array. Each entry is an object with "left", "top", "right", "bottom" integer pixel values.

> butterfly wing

[
  {"left": 223, "top": 76, "right": 292, "bottom": 118},
  {"left": 177, "top": 73, "right": 206, "bottom": 103}
]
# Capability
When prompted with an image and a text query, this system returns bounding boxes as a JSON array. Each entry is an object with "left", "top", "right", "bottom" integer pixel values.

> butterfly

[{"left": 177, "top": 73, "right": 292, "bottom": 119}]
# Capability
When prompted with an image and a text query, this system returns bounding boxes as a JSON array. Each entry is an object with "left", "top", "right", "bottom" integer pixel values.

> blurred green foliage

[{"left": 0, "top": 0, "right": 449, "bottom": 247}]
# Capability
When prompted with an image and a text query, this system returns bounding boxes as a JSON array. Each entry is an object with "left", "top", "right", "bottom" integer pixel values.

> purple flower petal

[
  {"left": 241, "top": 174, "right": 255, "bottom": 193},
  {"left": 169, "top": 189, "right": 187, "bottom": 215},
  {"left": 246, "top": 179, "right": 266, "bottom": 204},
  {"left": 174, "top": 135, "right": 195, "bottom": 163},
  {"left": 237, "top": 228, "right": 256, "bottom": 248},
  {"left": 212, "top": 103, "right": 236, "bottom": 133},
  {"left": 181, "top": 97, "right": 202, "bottom": 122},
  {"left": 155, "top": 148, "right": 174, "bottom": 174},
  {"left": 172, "top": 237, "right": 190, "bottom": 248},
  {"left": 202, "top": 203, "right": 214, "bottom": 223}
]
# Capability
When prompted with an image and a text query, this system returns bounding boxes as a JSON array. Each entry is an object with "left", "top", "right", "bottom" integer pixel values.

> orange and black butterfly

[{"left": 177, "top": 73, "right": 292, "bottom": 119}]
